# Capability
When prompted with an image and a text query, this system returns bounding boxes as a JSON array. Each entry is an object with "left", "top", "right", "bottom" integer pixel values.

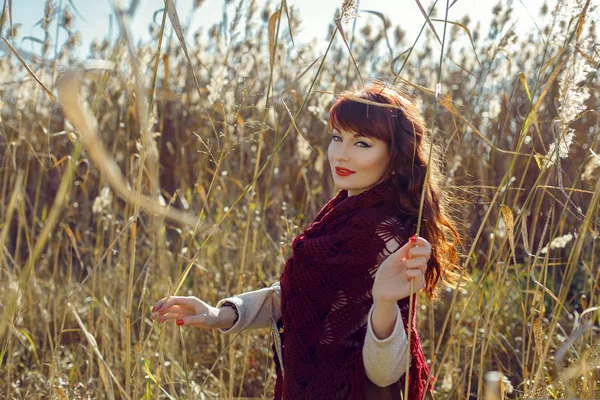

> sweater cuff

[
  {"left": 366, "top": 303, "right": 406, "bottom": 344},
  {"left": 216, "top": 297, "right": 244, "bottom": 334}
]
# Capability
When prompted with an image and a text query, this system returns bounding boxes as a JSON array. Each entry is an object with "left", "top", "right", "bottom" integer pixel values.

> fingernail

[
  {"left": 176, "top": 319, "right": 184, "bottom": 326},
  {"left": 151, "top": 306, "right": 157, "bottom": 312},
  {"left": 410, "top": 234, "right": 417, "bottom": 243},
  {"left": 159, "top": 317, "right": 165, "bottom": 323}
]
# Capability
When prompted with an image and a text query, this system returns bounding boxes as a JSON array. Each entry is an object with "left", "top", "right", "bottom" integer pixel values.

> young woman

[{"left": 152, "top": 81, "right": 463, "bottom": 400}]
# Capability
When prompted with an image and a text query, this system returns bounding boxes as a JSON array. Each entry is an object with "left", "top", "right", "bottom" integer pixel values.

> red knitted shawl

[{"left": 273, "top": 179, "right": 432, "bottom": 399}]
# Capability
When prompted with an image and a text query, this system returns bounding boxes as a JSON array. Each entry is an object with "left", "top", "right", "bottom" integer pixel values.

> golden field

[{"left": 0, "top": 0, "right": 599, "bottom": 398}]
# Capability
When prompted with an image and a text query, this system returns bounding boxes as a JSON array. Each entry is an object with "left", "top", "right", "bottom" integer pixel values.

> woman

[{"left": 152, "top": 81, "right": 463, "bottom": 399}]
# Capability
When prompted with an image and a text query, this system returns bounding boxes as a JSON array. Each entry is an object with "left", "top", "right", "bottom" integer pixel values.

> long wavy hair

[{"left": 327, "top": 80, "right": 465, "bottom": 301}]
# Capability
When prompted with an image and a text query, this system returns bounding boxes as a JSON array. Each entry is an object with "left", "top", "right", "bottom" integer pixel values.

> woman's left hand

[{"left": 372, "top": 235, "right": 431, "bottom": 304}]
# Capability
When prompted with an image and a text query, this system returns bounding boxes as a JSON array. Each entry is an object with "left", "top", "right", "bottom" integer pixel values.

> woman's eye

[{"left": 331, "top": 135, "right": 370, "bottom": 148}]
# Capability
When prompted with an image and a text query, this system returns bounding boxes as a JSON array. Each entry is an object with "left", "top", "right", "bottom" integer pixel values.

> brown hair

[{"left": 328, "top": 80, "right": 465, "bottom": 300}]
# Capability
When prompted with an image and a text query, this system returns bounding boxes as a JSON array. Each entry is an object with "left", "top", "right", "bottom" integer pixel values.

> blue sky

[{"left": 7, "top": 0, "right": 550, "bottom": 59}]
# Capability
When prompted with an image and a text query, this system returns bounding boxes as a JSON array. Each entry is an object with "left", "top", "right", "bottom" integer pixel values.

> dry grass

[{"left": 0, "top": 0, "right": 599, "bottom": 398}]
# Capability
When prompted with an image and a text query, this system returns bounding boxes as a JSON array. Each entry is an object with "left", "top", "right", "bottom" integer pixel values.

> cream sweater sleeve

[
  {"left": 216, "top": 282, "right": 281, "bottom": 334},
  {"left": 363, "top": 303, "right": 409, "bottom": 387}
]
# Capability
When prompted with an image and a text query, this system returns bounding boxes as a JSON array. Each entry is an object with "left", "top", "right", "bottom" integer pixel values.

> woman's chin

[{"left": 332, "top": 176, "right": 351, "bottom": 185}]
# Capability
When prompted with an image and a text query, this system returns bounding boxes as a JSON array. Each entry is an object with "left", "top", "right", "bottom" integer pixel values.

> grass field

[{"left": 0, "top": 0, "right": 599, "bottom": 398}]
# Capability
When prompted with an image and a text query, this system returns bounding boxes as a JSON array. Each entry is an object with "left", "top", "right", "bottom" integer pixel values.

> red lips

[{"left": 335, "top": 167, "right": 355, "bottom": 176}]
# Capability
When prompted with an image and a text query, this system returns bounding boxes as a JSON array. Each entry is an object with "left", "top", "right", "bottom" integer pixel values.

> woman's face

[{"left": 327, "top": 127, "right": 391, "bottom": 197}]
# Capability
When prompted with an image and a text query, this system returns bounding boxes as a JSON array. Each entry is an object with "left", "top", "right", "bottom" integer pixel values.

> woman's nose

[{"left": 334, "top": 142, "right": 351, "bottom": 161}]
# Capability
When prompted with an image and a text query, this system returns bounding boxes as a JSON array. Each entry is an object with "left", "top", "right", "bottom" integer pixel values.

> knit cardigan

[
  {"left": 217, "top": 284, "right": 408, "bottom": 388},
  {"left": 216, "top": 226, "right": 410, "bottom": 389}
]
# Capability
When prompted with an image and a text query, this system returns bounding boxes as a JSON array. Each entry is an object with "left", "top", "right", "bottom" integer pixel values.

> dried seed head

[
  {"left": 193, "top": 29, "right": 202, "bottom": 45},
  {"left": 206, "top": 65, "right": 228, "bottom": 104},
  {"left": 382, "top": 16, "right": 391, "bottom": 30},
  {"left": 361, "top": 24, "right": 372, "bottom": 38},
  {"left": 43, "top": 0, "right": 54, "bottom": 30},
  {"left": 43, "top": 37, "right": 53, "bottom": 55},
  {"left": 540, "top": 233, "right": 574, "bottom": 254},
  {"left": 149, "top": 24, "right": 159, "bottom": 38},
  {"left": 209, "top": 24, "right": 220, "bottom": 39},
  {"left": 491, "top": 3, "right": 502, "bottom": 15},
  {"left": 557, "top": 43, "right": 596, "bottom": 125},
  {"left": 63, "top": 7, "right": 74, "bottom": 30},
  {"left": 67, "top": 31, "right": 81, "bottom": 47},
  {"left": 261, "top": 6, "right": 271, "bottom": 23},
  {"left": 581, "top": 152, "right": 600, "bottom": 182},
  {"left": 92, "top": 187, "right": 112, "bottom": 215},
  {"left": 10, "top": 23, "right": 22, "bottom": 38},
  {"left": 287, "top": 5, "right": 301, "bottom": 31},
  {"left": 393, "top": 26, "right": 404, "bottom": 43},
  {"left": 193, "top": 0, "right": 205, "bottom": 9},
  {"left": 101, "top": 39, "right": 110, "bottom": 51},
  {"left": 295, "top": 136, "right": 312, "bottom": 162},
  {"left": 544, "top": 125, "right": 575, "bottom": 168},
  {"left": 340, "top": 0, "right": 358, "bottom": 25},
  {"left": 246, "top": 0, "right": 258, "bottom": 24},
  {"left": 90, "top": 39, "right": 100, "bottom": 54}
]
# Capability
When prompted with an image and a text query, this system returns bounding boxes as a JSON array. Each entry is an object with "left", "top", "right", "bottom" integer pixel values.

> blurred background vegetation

[{"left": 0, "top": 0, "right": 599, "bottom": 398}]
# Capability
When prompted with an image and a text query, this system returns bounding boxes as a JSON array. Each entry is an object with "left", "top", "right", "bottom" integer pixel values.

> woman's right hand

[{"left": 151, "top": 296, "right": 230, "bottom": 329}]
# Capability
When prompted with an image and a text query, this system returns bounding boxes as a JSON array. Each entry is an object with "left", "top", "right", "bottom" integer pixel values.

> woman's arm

[
  {"left": 371, "top": 299, "right": 399, "bottom": 339},
  {"left": 363, "top": 302, "right": 409, "bottom": 387},
  {"left": 216, "top": 282, "right": 281, "bottom": 334},
  {"left": 362, "top": 221, "right": 427, "bottom": 387}
]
